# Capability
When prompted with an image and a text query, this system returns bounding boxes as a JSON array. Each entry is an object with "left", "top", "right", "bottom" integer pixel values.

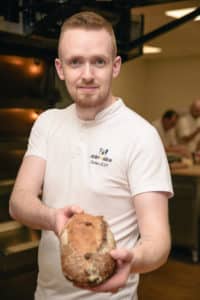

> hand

[
  {"left": 89, "top": 248, "right": 134, "bottom": 294},
  {"left": 53, "top": 205, "right": 83, "bottom": 236}
]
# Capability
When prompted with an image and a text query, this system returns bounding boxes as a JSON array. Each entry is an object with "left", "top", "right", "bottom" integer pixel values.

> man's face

[
  {"left": 191, "top": 101, "right": 200, "bottom": 118},
  {"left": 169, "top": 115, "right": 177, "bottom": 129},
  {"left": 163, "top": 115, "right": 177, "bottom": 131},
  {"left": 55, "top": 28, "right": 121, "bottom": 109}
]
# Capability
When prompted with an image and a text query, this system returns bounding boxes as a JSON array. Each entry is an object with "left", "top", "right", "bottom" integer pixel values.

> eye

[
  {"left": 69, "top": 58, "right": 82, "bottom": 68},
  {"left": 95, "top": 58, "right": 106, "bottom": 67}
]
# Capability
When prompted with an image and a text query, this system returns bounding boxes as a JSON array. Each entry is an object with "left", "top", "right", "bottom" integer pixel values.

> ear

[
  {"left": 55, "top": 58, "right": 65, "bottom": 80},
  {"left": 112, "top": 56, "right": 121, "bottom": 78}
]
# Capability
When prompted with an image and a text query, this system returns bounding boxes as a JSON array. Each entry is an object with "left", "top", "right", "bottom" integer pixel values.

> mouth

[{"left": 78, "top": 86, "right": 98, "bottom": 93}]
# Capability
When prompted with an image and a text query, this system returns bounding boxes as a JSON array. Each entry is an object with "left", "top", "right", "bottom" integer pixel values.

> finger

[
  {"left": 69, "top": 205, "right": 84, "bottom": 214},
  {"left": 110, "top": 248, "right": 133, "bottom": 263},
  {"left": 111, "top": 288, "right": 119, "bottom": 294},
  {"left": 63, "top": 206, "right": 83, "bottom": 219},
  {"left": 90, "top": 270, "right": 126, "bottom": 292}
]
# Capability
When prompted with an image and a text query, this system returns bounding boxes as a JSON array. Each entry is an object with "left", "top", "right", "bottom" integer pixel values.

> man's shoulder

[
  {"left": 123, "top": 105, "right": 154, "bottom": 130},
  {"left": 119, "top": 103, "right": 157, "bottom": 142},
  {"left": 38, "top": 104, "right": 74, "bottom": 122},
  {"left": 32, "top": 104, "right": 75, "bottom": 135},
  {"left": 178, "top": 111, "right": 192, "bottom": 124}
]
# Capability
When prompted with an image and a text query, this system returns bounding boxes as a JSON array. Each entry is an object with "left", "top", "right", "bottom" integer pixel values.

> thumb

[
  {"left": 110, "top": 248, "right": 133, "bottom": 263},
  {"left": 66, "top": 205, "right": 84, "bottom": 216}
]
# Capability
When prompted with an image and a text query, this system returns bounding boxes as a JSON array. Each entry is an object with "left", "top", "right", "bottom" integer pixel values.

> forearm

[
  {"left": 9, "top": 188, "right": 55, "bottom": 232},
  {"left": 181, "top": 128, "right": 200, "bottom": 143},
  {"left": 166, "top": 145, "right": 191, "bottom": 158},
  {"left": 131, "top": 229, "right": 171, "bottom": 274},
  {"left": 131, "top": 192, "right": 171, "bottom": 274}
]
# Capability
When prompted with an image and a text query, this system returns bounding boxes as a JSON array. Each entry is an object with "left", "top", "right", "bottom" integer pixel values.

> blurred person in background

[
  {"left": 152, "top": 110, "right": 190, "bottom": 158},
  {"left": 176, "top": 99, "right": 200, "bottom": 153},
  {"left": 152, "top": 110, "right": 178, "bottom": 150}
]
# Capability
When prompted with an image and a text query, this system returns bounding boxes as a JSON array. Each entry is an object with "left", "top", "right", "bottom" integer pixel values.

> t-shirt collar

[{"left": 75, "top": 98, "right": 124, "bottom": 126}]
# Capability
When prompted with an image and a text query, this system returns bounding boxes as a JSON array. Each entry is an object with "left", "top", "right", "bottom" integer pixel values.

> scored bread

[{"left": 60, "top": 212, "right": 116, "bottom": 287}]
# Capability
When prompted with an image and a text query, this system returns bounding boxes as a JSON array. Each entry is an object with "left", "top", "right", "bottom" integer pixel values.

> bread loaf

[{"left": 60, "top": 213, "right": 116, "bottom": 287}]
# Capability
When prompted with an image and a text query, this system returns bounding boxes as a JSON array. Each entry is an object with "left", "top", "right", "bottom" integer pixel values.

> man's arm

[
  {"left": 179, "top": 127, "right": 200, "bottom": 144},
  {"left": 130, "top": 191, "right": 171, "bottom": 273},
  {"left": 176, "top": 116, "right": 200, "bottom": 145},
  {"left": 90, "top": 191, "right": 171, "bottom": 293},
  {"left": 9, "top": 156, "right": 82, "bottom": 235}
]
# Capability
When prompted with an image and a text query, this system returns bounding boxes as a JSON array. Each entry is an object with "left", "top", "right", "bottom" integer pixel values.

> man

[
  {"left": 176, "top": 99, "right": 200, "bottom": 153},
  {"left": 152, "top": 110, "right": 178, "bottom": 150},
  {"left": 9, "top": 11, "right": 173, "bottom": 300},
  {"left": 152, "top": 110, "right": 190, "bottom": 158}
]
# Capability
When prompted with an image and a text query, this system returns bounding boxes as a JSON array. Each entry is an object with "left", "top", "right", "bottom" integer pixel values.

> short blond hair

[{"left": 58, "top": 11, "right": 117, "bottom": 58}]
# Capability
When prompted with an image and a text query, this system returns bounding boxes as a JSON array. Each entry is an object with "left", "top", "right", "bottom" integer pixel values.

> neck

[
  {"left": 162, "top": 120, "right": 168, "bottom": 132},
  {"left": 76, "top": 96, "right": 117, "bottom": 121}
]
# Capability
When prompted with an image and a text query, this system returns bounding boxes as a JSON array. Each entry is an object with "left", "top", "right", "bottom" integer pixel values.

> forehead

[
  {"left": 192, "top": 103, "right": 200, "bottom": 114},
  {"left": 59, "top": 28, "right": 113, "bottom": 58},
  {"left": 195, "top": 102, "right": 200, "bottom": 110}
]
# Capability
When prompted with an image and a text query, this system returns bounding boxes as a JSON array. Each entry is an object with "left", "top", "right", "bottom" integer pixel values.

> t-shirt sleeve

[
  {"left": 127, "top": 126, "right": 173, "bottom": 198},
  {"left": 25, "top": 110, "right": 51, "bottom": 160}
]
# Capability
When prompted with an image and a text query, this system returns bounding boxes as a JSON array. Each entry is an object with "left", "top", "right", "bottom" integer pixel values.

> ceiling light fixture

[
  {"left": 165, "top": 7, "right": 200, "bottom": 21},
  {"left": 143, "top": 45, "right": 162, "bottom": 54}
]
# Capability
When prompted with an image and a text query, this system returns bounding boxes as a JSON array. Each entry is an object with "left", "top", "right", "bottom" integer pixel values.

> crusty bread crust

[{"left": 60, "top": 213, "right": 116, "bottom": 287}]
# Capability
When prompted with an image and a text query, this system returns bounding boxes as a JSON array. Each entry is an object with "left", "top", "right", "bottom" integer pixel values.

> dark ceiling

[{"left": 0, "top": 0, "right": 197, "bottom": 61}]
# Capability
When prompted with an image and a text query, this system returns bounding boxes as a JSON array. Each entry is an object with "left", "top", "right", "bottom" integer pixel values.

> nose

[{"left": 81, "top": 63, "right": 94, "bottom": 82}]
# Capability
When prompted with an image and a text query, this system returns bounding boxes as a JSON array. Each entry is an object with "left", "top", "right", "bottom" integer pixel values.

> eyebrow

[{"left": 64, "top": 54, "right": 110, "bottom": 61}]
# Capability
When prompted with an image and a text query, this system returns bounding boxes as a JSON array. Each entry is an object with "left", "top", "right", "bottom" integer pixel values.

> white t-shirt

[
  {"left": 26, "top": 99, "right": 173, "bottom": 300},
  {"left": 176, "top": 113, "right": 200, "bottom": 152},
  {"left": 152, "top": 119, "right": 177, "bottom": 148}
]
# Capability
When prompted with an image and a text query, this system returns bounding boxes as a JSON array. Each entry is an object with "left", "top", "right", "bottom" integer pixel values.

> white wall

[
  {"left": 112, "top": 58, "right": 147, "bottom": 117},
  {"left": 144, "top": 56, "right": 200, "bottom": 121},
  {"left": 112, "top": 55, "right": 200, "bottom": 123}
]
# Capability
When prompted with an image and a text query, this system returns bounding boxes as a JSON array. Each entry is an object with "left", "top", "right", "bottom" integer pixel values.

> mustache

[{"left": 77, "top": 85, "right": 99, "bottom": 88}]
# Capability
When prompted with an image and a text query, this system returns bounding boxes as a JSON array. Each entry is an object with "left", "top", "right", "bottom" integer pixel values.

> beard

[
  {"left": 73, "top": 87, "right": 111, "bottom": 109},
  {"left": 75, "top": 94, "right": 103, "bottom": 108}
]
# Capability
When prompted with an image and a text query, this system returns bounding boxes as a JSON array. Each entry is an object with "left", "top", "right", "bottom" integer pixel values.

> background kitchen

[{"left": 0, "top": 0, "right": 200, "bottom": 299}]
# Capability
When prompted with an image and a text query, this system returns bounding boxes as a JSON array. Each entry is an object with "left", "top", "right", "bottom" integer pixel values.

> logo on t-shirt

[{"left": 90, "top": 148, "right": 112, "bottom": 167}]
